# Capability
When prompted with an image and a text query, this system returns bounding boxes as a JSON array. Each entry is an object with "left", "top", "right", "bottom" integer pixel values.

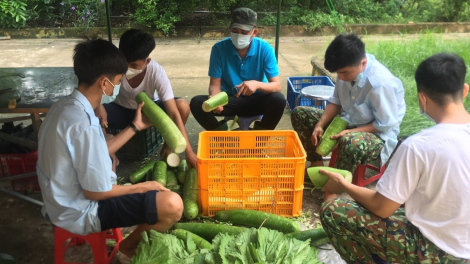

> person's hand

[
  {"left": 133, "top": 102, "right": 153, "bottom": 130},
  {"left": 330, "top": 129, "right": 351, "bottom": 140},
  {"left": 207, "top": 94, "right": 224, "bottom": 114},
  {"left": 213, "top": 105, "right": 224, "bottom": 114},
  {"left": 136, "top": 181, "right": 170, "bottom": 192},
  {"left": 320, "top": 169, "right": 347, "bottom": 194},
  {"left": 236, "top": 81, "right": 258, "bottom": 97},
  {"left": 311, "top": 124, "right": 324, "bottom": 146},
  {"left": 186, "top": 150, "right": 198, "bottom": 170},
  {"left": 95, "top": 104, "right": 108, "bottom": 128}
]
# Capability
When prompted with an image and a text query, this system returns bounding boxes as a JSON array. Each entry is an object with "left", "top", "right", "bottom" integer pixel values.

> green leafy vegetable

[
  {"left": 130, "top": 230, "right": 209, "bottom": 264},
  {"left": 130, "top": 230, "right": 170, "bottom": 264},
  {"left": 130, "top": 228, "right": 322, "bottom": 264}
]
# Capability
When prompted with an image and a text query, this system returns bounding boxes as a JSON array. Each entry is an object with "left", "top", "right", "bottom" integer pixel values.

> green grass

[{"left": 365, "top": 34, "right": 470, "bottom": 137}]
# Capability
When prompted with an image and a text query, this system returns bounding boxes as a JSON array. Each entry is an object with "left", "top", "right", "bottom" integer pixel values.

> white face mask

[
  {"left": 418, "top": 96, "right": 435, "bottom": 123},
  {"left": 126, "top": 60, "right": 148, "bottom": 80},
  {"left": 231, "top": 32, "right": 253, "bottom": 50},
  {"left": 101, "top": 78, "right": 121, "bottom": 104}
]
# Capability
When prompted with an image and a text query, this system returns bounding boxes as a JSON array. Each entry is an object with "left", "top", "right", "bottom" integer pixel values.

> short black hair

[
  {"left": 415, "top": 53, "right": 467, "bottom": 106},
  {"left": 324, "top": 33, "right": 366, "bottom": 73},
  {"left": 119, "top": 29, "right": 156, "bottom": 62},
  {"left": 73, "top": 38, "right": 127, "bottom": 86}
]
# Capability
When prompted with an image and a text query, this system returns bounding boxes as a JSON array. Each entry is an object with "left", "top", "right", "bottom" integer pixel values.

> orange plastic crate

[
  {"left": 197, "top": 130, "right": 306, "bottom": 217},
  {"left": 0, "top": 151, "right": 40, "bottom": 193}
]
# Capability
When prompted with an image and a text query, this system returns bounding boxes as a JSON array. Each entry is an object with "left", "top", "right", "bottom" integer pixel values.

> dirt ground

[
  {"left": 0, "top": 156, "right": 327, "bottom": 264},
  {"left": 0, "top": 144, "right": 356, "bottom": 264}
]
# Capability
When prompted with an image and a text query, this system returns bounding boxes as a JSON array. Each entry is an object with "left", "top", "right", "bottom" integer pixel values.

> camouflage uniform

[
  {"left": 320, "top": 198, "right": 470, "bottom": 264},
  {"left": 291, "top": 106, "right": 384, "bottom": 173}
]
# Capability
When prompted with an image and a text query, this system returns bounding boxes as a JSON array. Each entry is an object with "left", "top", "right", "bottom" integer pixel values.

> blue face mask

[
  {"left": 101, "top": 78, "right": 121, "bottom": 104},
  {"left": 354, "top": 72, "right": 364, "bottom": 83},
  {"left": 354, "top": 61, "right": 365, "bottom": 83},
  {"left": 419, "top": 96, "right": 435, "bottom": 123}
]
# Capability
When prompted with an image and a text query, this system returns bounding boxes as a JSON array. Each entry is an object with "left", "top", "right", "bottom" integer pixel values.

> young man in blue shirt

[
  {"left": 36, "top": 39, "right": 183, "bottom": 262},
  {"left": 190, "top": 7, "right": 286, "bottom": 130},
  {"left": 291, "top": 33, "right": 405, "bottom": 175}
]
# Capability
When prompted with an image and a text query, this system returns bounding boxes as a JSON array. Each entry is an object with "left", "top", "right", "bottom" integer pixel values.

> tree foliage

[{"left": 0, "top": 0, "right": 469, "bottom": 33}]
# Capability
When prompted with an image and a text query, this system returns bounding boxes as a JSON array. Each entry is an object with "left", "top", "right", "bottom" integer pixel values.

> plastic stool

[
  {"left": 224, "top": 115, "right": 263, "bottom": 130},
  {"left": 54, "top": 226, "right": 123, "bottom": 264},
  {"left": 328, "top": 148, "right": 386, "bottom": 187}
]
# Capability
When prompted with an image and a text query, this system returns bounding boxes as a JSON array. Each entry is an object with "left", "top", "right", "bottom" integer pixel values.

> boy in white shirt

[
  {"left": 95, "top": 29, "right": 197, "bottom": 168},
  {"left": 319, "top": 53, "right": 470, "bottom": 263}
]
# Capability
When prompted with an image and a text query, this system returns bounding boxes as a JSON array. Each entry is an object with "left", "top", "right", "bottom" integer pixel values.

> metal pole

[
  {"left": 275, "top": 0, "right": 281, "bottom": 63},
  {"left": 105, "top": 0, "right": 112, "bottom": 42},
  {"left": 0, "top": 187, "right": 44, "bottom": 207}
]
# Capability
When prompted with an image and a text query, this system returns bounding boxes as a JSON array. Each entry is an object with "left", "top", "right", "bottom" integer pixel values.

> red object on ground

[
  {"left": 0, "top": 151, "right": 40, "bottom": 192},
  {"left": 328, "top": 148, "right": 386, "bottom": 187},
  {"left": 54, "top": 226, "right": 123, "bottom": 264}
]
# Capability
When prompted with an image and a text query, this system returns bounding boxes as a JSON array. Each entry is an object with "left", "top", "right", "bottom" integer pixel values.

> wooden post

[{"left": 31, "top": 113, "right": 42, "bottom": 140}]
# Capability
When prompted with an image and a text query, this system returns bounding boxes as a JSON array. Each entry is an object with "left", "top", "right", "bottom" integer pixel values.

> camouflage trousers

[
  {"left": 291, "top": 106, "right": 384, "bottom": 173},
  {"left": 320, "top": 198, "right": 470, "bottom": 264}
]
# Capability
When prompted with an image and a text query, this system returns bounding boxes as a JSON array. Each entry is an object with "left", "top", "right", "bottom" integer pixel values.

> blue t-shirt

[{"left": 208, "top": 37, "right": 279, "bottom": 95}]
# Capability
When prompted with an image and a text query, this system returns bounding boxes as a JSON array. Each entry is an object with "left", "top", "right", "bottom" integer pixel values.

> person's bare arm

[
  {"left": 322, "top": 169, "right": 401, "bottom": 218},
  {"left": 345, "top": 183, "right": 401, "bottom": 218},
  {"left": 105, "top": 102, "right": 152, "bottom": 154},
  {"left": 105, "top": 127, "right": 138, "bottom": 155},
  {"left": 209, "top": 77, "right": 224, "bottom": 114},
  {"left": 208, "top": 77, "right": 222, "bottom": 96},
  {"left": 83, "top": 181, "right": 169, "bottom": 201},
  {"left": 95, "top": 104, "right": 108, "bottom": 128}
]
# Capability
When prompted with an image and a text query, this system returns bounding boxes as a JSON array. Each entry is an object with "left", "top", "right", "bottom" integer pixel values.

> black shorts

[{"left": 97, "top": 190, "right": 158, "bottom": 231}]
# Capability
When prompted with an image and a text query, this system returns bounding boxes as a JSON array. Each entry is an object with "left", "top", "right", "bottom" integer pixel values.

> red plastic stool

[
  {"left": 328, "top": 148, "right": 386, "bottom": 187},
  {"left": 54, "top": 226, "right": 123, "bottom": 264}
]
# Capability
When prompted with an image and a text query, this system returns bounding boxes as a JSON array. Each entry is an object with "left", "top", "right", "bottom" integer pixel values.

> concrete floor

[
  {"left": 0, "top": 36, "right": 335, "bottom": 150},
  {"left": 0, "top": 35, "right": 332, "bottom": 130},
  {"left": 0, "top": 36, "right": 337, "bottom": 179}
]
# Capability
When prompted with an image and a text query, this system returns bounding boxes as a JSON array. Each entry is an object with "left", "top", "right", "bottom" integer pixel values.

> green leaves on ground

[
  {"left": 130, "top": 228, "right": 322, "bottom": 264},
  {"left": 130, "top": 230, "right": 209, "bottom": 264}
]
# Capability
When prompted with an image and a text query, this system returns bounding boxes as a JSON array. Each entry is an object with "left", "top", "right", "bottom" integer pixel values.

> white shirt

[
  {"left": 329, "top": 54, "right": 406, "bottom": 164},
  {"left": 376, "top": 123, "right": 470, "bottom": 258},
  {"left": 37, "top": 90, "right": 116, "bottom": 235},
  {"left": 114, "top": 59, "right": 174, "bottom": 109}
]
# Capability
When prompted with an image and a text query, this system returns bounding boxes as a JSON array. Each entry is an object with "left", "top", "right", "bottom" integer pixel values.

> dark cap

[{"left": 229, "top": 8, "right": 257, "bottom": 31}]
